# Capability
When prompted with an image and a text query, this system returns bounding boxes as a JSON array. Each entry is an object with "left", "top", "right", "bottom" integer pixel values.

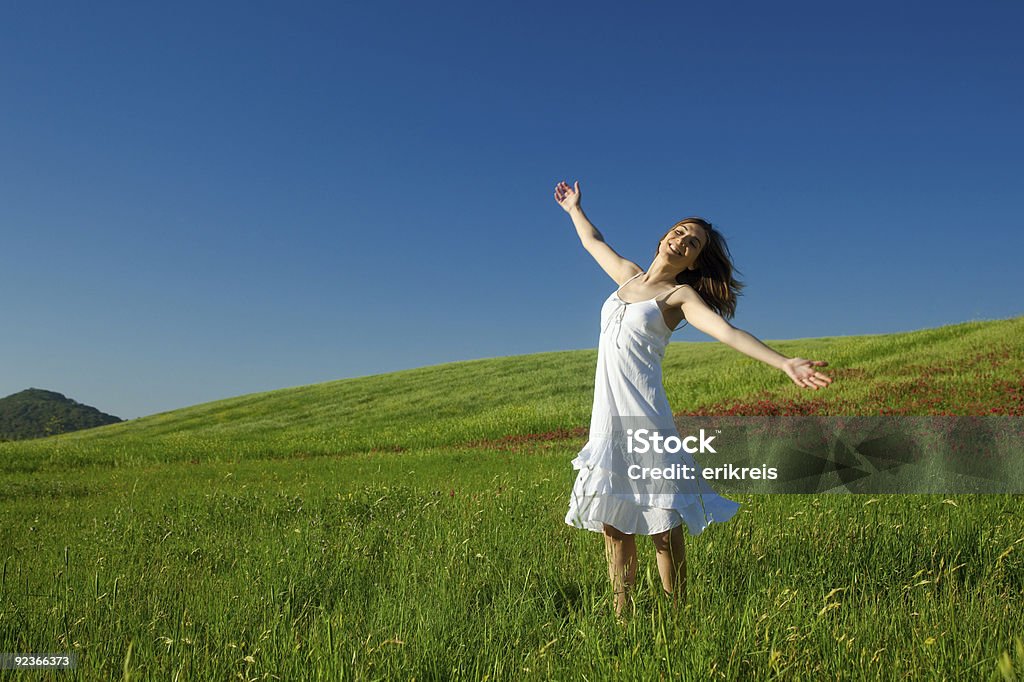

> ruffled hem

[{"left": 566, "top": 437, "right": 742, "bottom": 536}]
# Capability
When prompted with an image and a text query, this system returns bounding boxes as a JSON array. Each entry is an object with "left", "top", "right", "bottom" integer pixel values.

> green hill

[
  {"left": 1, "top": 316, "right": 1022, "bottom": 472},
  {"left": 0, "top": 388, "right": 122, "bottom": 442}
]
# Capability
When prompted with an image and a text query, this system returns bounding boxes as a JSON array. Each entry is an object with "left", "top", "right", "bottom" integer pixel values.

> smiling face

[
  {"left": 652, "top": 217, "right": 744, "bottom": 319},
  {"left": 658, "top": 221, "right": 708, "bottom": 271}
]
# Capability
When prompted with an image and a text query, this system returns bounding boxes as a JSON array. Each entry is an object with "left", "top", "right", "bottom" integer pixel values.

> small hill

[{"left": 0, "top": 388, "right": 122, "bottom": 441}]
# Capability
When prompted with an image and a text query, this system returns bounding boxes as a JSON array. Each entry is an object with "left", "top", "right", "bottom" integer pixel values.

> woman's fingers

[
  {"left": 804, "top": 374, "right": 830, "bottom": 388},
  {"left": 792, "top": 372, "right": 830, "bottom": 389}
]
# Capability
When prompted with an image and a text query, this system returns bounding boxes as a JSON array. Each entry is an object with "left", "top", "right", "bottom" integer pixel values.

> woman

[{"left": 553, "top": 179, "right": 832, "bottom": 616}]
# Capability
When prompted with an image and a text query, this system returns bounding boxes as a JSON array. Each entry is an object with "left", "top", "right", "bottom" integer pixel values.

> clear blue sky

[{"left": 2, "top": 1, "right": 1021, "bottom": 420}]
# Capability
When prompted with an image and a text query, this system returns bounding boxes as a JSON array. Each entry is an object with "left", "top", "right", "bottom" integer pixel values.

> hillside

[
  {"left": 1, "top": 316, "right": 1021, "bottom": 471},
  {"left": 1, "top": 319, "right": 1023, "bottom": 680},
  {"left": 0, "top": 388, "right": 122, "bottom": 441}
]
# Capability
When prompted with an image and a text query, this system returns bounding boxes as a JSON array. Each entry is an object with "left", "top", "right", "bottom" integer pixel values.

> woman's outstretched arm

[
  {"left": 554, "top": 180, "right": 641, "bottom": 285},
  {"left": 677, "top": 287, "right": 833, "bottom": 390}
]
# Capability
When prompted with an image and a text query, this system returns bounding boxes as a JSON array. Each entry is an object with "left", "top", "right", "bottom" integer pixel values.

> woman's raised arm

[
  {"left": 677, "top": 287, "right": 833, "bottom": 390},
  {"left": 554, "top": 180, "right": 641, "bottom": 285}
]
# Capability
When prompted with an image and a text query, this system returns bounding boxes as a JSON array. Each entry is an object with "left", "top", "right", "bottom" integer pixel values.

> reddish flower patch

[
  {"left": 464, "top": 426, "right": 589, "bottom": 452},
  {"left": 367, "top": 445, "right": 407, "bottom": 453},
  {"left": 684, "top": 347, "right": 1023, "bottom": 417}
]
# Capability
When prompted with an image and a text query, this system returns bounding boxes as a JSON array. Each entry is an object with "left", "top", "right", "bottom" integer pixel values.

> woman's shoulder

[
  {"left": 664, "top": 282, "right": 701, "bottom": 303},
  {"left": 613, "top": 265, "right": 645, "bottom": 287}
]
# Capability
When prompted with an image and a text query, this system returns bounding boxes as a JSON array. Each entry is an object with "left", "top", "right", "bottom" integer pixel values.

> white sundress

[{"left": 565, "top": 272, "right": 742, "bottom": 536}]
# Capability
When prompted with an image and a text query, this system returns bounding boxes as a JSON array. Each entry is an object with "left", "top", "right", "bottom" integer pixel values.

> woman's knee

[
  {"left": 652, "top": 525, "right": 684, "bottom": 552},
  {"left": 651, "top": 530, "right": 672, "bottom": 552},
  {"left": 602, "top": 523, "right": 632, "bottom": 543}
]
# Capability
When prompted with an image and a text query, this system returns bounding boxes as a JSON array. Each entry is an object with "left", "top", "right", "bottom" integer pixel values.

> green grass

[{"left": 1, "top": 316, "right": 1023, "bottom": 680}]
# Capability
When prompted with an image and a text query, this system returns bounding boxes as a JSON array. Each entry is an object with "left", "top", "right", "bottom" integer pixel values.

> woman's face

[{"left": 659, "top": 222, "right": 707, "bottom": 269}]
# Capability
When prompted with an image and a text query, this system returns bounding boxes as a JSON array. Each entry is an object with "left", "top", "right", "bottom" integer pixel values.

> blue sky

[{"left": 2, "top": 1, "right": 1021, "bottom": 420}]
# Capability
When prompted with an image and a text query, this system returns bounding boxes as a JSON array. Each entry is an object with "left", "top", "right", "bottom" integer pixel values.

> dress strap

[
  {"left": 655, "top": 283, "right": 690, "bottom": 301},
  {"left": 614, "top": 271, "right": 645, "bottom": 293},
  {"left": 657, "top": 284, "right": 691, "bottom": 332}
]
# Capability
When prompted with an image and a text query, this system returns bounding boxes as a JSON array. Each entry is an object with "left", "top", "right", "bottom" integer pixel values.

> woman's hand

[
  {"left": 781, "top": 358, "right": 833, "bottom": 390},
  {"left": 554, "top": 180, "right": 581, "bottom": 213}
]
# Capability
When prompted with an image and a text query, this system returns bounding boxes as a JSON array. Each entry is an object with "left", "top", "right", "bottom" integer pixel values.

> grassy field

[{"left": 1, "top": 317, "right": 1023, "bottom": 680}]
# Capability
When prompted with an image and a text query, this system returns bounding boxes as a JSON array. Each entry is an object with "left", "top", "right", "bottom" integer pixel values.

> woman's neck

[{"left": 644, "top": 257, "right": 683, "bottom": 285}]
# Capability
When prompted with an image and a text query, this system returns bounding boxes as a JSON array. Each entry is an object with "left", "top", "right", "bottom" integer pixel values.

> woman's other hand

[
  {"left": 554, "top": 180, "right": 581, "bottom": 213},
  {"left": 782, "top": 358, "right": 833, "bottom": 390}
]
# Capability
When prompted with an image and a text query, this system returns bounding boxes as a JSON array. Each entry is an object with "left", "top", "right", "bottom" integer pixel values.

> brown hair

[{"left": 657, "top": 217, "right": 743, "bottom": 319}]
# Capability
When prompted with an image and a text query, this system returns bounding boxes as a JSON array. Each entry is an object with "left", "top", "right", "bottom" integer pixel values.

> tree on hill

[{"left": 0, "top": 388, "right": 122, "bottom": 441}]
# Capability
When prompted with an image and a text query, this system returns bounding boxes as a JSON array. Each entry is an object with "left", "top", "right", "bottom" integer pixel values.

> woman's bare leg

[
  {"left": 652, "top": 524, "right": 687, "bottom": 606},
  {"left": 603, "top": 523, "right": 637, "bottom": 617},
  {"left": 603, "top": 534, "right": 615, "bottom": 586}
]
